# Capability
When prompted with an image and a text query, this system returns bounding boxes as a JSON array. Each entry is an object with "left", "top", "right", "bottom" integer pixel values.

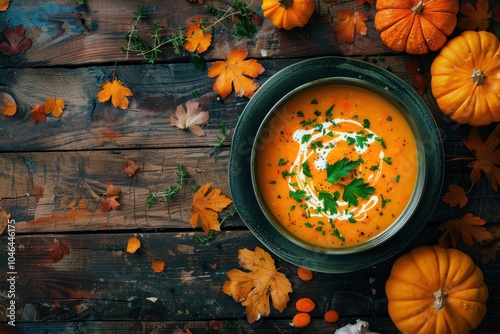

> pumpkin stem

[
  {"left": 278, "top": 0, "right": 293, "bottom": 9},
  {"left": 433, "top": 288, "right": 447, "bottom": 310},
  {"left": 471, "top": 68, "right": 485, "bottom": 85},
  {"left": 411, "top": 0, "right": 425, "bottom": 14}
]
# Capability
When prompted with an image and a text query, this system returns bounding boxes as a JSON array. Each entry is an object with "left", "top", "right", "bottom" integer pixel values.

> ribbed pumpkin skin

[
  {"left": 386, "top": 245, "right": 488, "bottom": 334},
  {"left": 375, "top": 0, "right": 459, "bottom": 55},
  {"left": 262, "top": 0, "right": 315, "bottom": 30},
  {"left": 430, "top": 30, "right": 500, "bottom": 126}
]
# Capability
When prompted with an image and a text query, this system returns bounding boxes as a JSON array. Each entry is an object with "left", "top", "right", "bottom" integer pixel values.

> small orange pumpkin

[
  {"left": 386, "top": 245, "right": 488, "bottom": 334},
  {"left": 430, "top": 30, "right": 500, "bottom": 126},
  {"left": 262, "top": 0, "right": 314, "bottom": 30},
  {"left": 374, "top": 0, "right": 459, "bottom": 55}
]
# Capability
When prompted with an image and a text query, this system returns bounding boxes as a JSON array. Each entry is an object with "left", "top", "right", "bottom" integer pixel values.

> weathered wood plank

[
  {"left": 0, "top": 0, "right": 393, "bottom": 68},
  {"left": 0, "top": 230, "right": 498, "bottom": 326},
  {"left": 0, "top": 141, "right": 499, "bottom": 234},
  {"left": 0, "top": 57, "right": 480, "bottom": 152}
]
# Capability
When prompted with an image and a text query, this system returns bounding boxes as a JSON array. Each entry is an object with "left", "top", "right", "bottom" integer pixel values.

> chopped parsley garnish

[
  {"left": 318, "top": 191, "right": 339, "bottom": 215},
  {"left": 386, "top": 116, "right": 392, "bottom": 121},
  {"left": 363, "top": 119, "right": 370, "bottom": 128},
  {"left": 314, "top": 110, "right": 321, "bottom": 116},
  {"left": 332, "top": 228, "right": 344, "bottom": 241},
  {"left": 278, "top": 157, "right": 287, "bottom": 166},
  {"left": 394, "top": 175, "right": 400, "bottom": 182},
  {"left": 325, "top": 158, "right": 359, "bottom": 184},
  {"left": 311, "top": 99, "right": 318, "bottom": 104},
  {"left": 313, "top": 123, "right": 323, "bottom": 132},
  {"left": 297, "top": 111, "right": 304, "bottom": 117},
  {"left": 301, "top": 134, "right": 312, "bottom": 144},
  {"left": 369, "top": 165, "right": 379, "bottom": 171},
  {"left": 300, "top": 118, "right": 316, "bottom": 126},
  {"left": 301, "top": 161, "right": 312, "bottom": 178},
  {"left": 310, "top": 140, "right": 323, "bottom": 151},
  {"left": 290, "top": 189, "right": 307, "bottom": 202},
  {"left": 375, "top": 136, "right": 386, "bottom": 148},
  {"left": 305, "top": 222, "right": 314, "bottom": 228},
  {"left": 381, "top": 194, "right": 391, "bottom": 208},
  {"left": 342, "top": 178, "right": 375, "bottom": 207},
  {"left": 282, "top": 170, "right": 297, "bottom": 179},
  {"left": 269, "top": 180, "right": 276, "bottom": 184},
  {"left": 383, "top": 157, "right": 392, "bottom": 165},
  {"left": 325, "top": 104, "right": 334, "bottom": 118}
]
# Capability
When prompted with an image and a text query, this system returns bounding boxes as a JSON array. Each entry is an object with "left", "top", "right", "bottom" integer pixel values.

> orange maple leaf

[
  {"left": 438, "top": 213, "right": 494, "bottom": 248},
  {"left": 97, "top": 79, "right": 133, "bottom": 109},
  {"left": 124, "top": 159, "right": 139, "bottom": 177},
  {"left": 190, "top": 183, "right": 233, "bottom": 233},
  {"left": 442, "top": 184, "right": 468, "bottom": 208},
  {"left": 2, "top": 102, "right": 16, "bottom": 116},
  {"left": 126, "top": 236, "right": 141, "bottom": 253},
  {"left": 30, "top": 104, "right": 46, "bottom": 122},
  {"left": 184, "top": 24, "right": 212, "bottom": 53},
  {"left": 333, "top": 10, "right": 368, "bottom": 44},
  {"left": 170, "top": 100, "right": 209, "bottom": 136},
  {"left": 0, "top": 0, "right": 9, "bottom": 11},
  {"left": 101, "top": 184, "right": 121, "bottom": 212},
  {"left": 44, "top": 97, "right": 65, "bottom": 117},
  {"left": 222, "top": 247, "right": 293, "bottom": 323},
  {"left": 461, "top": 124, "right": 500, "bottom": 192},
  {"left": 458, "top": 0, "right": 492, "bottom": 31},
  {"left": 207, "top": 49, "right": 265, "bottom": 99},
  {"left": 151, "top": 260, "right": 165, "bottom": 273}
]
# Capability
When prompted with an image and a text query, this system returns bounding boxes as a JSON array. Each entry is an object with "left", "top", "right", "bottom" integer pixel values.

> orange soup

[{"left": 254, "top": 84, "right": 419, "bottom": 249}]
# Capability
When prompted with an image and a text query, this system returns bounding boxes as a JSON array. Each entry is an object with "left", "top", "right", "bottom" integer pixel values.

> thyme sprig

[
  {"left": 146, "top": 163, "right": 187, "bottom": 207},
  {"left": 122, "top": 1, "right": 257, "bottom": 63}
]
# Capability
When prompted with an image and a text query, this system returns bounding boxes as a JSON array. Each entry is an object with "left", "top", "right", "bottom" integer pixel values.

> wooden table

[{"left": 0, "top": 0, "right": 499, "bottom": 333}]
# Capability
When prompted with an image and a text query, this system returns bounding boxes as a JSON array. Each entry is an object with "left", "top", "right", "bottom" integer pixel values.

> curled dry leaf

[
  {"left": 0, "top": 25, "right": 32, "bottom": 57},
  {"left": 170, "top": 100, "right": 209, "bottom": 136},
  {"left": 438, "top": 213, "right": 494, "bottom": 248},
  {"left": 457, "top": 0, "right": 492, "bottom": 31},
  {"left": 101, "top": 184, "right": 121, "bottom": 212},
  {"left": 49, "top": 239, "right": 70, "bottom": 263},
  {"left": 333, "top": 10, "right": 368, "bottom": 44},
  {"left": 190, "top": 183, "right": 233, "bottom": 233},
  {"left": 207, "top": 49, "right": 265, "bottom": 99},
  {"left": 222, "top": 247, "right": 292, "bottom": 323},
  {"left": 126, "top": 236, "right": 141, "bottom": 253},
  {"left": 124, "top": 159, "right": 139, "bottom": 177},
  {"left": 184, "top": 24, "right": 212, "bottom": 53},
  {"left": 44, "top": 97, "right": 65, "bottom": 118},
  {"left": 151, "top": 260, "right": 165, "bottom": 273},
  {"left": 442, "top": 184, "right": 468, "bottom": 208},
  {"left": 0, "top": 0, "right": 10, "bottom": 11},
  {"left": 97, "top": 79, "right": 133, "bottom": 110},
  {"left": 30, "top": 104, "right": 46, "bottom": 122},
  {"left": 0, "top": 207, "right": 11, "bottom": 235}
]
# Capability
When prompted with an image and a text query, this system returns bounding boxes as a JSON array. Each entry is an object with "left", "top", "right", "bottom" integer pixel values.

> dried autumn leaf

[
  {"left": 462, "top": 124, "right": 500, "bottom": 191},
  {"left": 479, "top": 225, "right": 500, "bottom": 264},
  {"left": 442, "top": 184, "right": 468, "bottom": 208},
  {"left": 97, "top": 79, "right": 133, "bottom": 110},
  {"left": 170, "top": 100, "right": 209, "bottom": 136},
  {"left": 413, "top": 73, "right": 428, "bottom": 96},
  {"left": 0, "top": 207, "right": 11, "bottom": 235},
  {"left": 3, "top": 102, "right": 16, "bottom": 116},
  {"left": 190, "top": 183, "right": 233, "bottom": 233},
  {"left": 126, "top": 236, "right": 141, "bottom": 253},
  {"left": 457, "top": 0, "right": 492, "bottom": 31},
  {"left": 49, "top": 239, "right": 70, "bottom": 263},
  {"left": 0, "top": 25, "right": 32, "bottom": 56},
  {"left": 101, "top": 184, "right": 121, "bottom": 212},
  {"left": 30, "top": 104, "right": 46, "bottom": 122},
  {"left": 207, "top": 49, "right": 265, "bottom": 99},
  {"left": 44, "top": 97, "right": 65, "bottom": 117},
  {"left": 222, "top": 247, "right": 293, "bottom": 323},
  {"left": 184, "top": 24, "right": 212, "bottom": 53},
  {"left": 0, "top": 0, "right": 9, "bottom": 11},
  {"left": 151, "top": 260, "right": 165, "bottom": 273},
  {"left": 333, "top": 10, "right": 368, "bottom": 44},
  {"left": 124, "top": 159, "right": 139, "bottom": 177},
  {"left": 438, "top": 213, "right": 494, "bottom": 248}
]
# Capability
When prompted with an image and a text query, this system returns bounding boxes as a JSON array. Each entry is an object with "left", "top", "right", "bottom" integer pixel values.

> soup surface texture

[{"left": 254, "top": 84, "right": 419, "bottom": 249}]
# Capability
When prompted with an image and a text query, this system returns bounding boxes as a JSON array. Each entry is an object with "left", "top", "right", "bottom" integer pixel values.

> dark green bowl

[{"left": 229, "top": 57, "right": 444, "bottom": 273}]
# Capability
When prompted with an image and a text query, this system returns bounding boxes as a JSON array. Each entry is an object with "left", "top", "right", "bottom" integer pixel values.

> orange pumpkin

[
  {"left": 386, "top": 245, "right": 488, "bottom": 334},
  {"left": 430, "top": 30, "right": 500, "bottom": 126},
  {"left": 374, "top": 0, "right": 459, "bottom": 55},
  {"left": 262, "top": 0, "right": 314, "bottom": 30}
]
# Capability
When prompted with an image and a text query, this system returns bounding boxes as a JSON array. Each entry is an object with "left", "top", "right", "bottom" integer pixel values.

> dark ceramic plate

[{"left": 228, "top": 57, "right": 444, "bottom": 273}]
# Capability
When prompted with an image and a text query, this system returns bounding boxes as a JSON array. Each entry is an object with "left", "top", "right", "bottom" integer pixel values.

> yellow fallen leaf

[{"left": 126, "top": 236, "right": 141, "bottom": 253}]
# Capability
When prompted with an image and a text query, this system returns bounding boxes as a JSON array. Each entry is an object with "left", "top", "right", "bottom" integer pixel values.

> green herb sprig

[{"left": 146, "top": 163, "right": 187, "bottom": 207}]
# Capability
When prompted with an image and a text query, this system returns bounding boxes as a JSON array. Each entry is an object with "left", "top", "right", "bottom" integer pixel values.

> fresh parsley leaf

[
  {"left": 332, "top": 228, "right": 344, "bottom": 241},
  {"left": 381, "top": 194, "right": 391, "bottom": 208},
  {"left": 383, "top": 157, "right": 392, "bottom": 165},
  {"left": 326, "top": 158, "right": 359, "bottom": 184},
  {"left": 318, "top": 191, "right": 339, "bottom": 215},
  {"left": 375, "top": 136, "right": 386, "bottom": 148},
  {"left": 301, "top": 134, "right": 311, "bottom": 143},
  {"left": 311, "top": 99, "right": 318, "bottom": 104},
  {"left": 278, "top": 158, "right": 287, "bottom": 166},
  {"left": 302, "top": 161, "right": 312, "bottom": 178},
  {"left": 325, "top": 104, "right": 334, "bottom": 118},
  {"left": 363, "top": 119, "right": 370, "bottom": 128},
  {"left": 282, "top": 170, "right": 297, "bottom": 178},
  {"left": 289, "top": 189, "right": 307, "bottom": 202},
  {"left": 233, "top": 16, "right": 256, "bottom": 40},
  {"left": 342, "top": 178, "right": 375, "bottom": 206}
]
